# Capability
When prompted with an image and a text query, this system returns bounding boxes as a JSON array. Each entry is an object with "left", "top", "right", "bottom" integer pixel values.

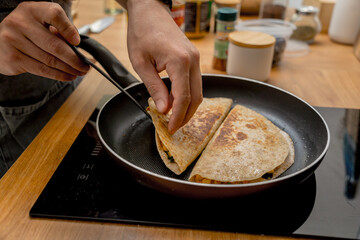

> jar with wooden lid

[{"left": 227, "top": 31, "right": 275, "bottom": 81}]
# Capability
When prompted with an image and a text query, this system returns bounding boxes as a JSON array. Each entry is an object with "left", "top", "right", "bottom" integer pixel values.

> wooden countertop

[{"left": 0, "top": 1, "right": 359, "bottom": 239}]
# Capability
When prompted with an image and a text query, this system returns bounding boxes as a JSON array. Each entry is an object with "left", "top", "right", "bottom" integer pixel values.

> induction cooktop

[{"left": 30, "top": 100, "right": 360, "bottom": 239}]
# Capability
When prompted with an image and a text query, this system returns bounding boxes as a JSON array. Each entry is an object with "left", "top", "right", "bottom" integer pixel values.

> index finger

[
  {"left": 167, "top": 67, "right": 191, "bottom": 134},
  {"left": 181, "top": 58, "right": 203, "bottom": 126},
  {"left": 32, "top": 2, "right": 80, "bottom": 45}
]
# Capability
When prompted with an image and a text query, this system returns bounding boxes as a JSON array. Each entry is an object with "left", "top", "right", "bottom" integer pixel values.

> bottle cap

[
  {"left": 295, "top": 6, "right": 319, "bottom": 16},
  {"left": 217, "top": 8, "right": 238, "bottom": 21}
]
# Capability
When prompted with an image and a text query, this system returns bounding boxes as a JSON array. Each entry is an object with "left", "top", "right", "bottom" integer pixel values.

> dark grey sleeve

[{"left": 0, "top": 0, "right": 53, "bottom": 22}]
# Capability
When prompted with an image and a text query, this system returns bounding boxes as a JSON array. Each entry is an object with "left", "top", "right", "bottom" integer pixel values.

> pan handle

[{"left": 78, "top": 35, "right": 139, "bottom": 88}]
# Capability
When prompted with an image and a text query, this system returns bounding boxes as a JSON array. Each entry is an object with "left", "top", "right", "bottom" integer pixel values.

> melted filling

[
  {"left": 193, "top": 170, "right": 275, "bottom": 184},
  {"left": 160, "top": 140, "right": 174, "bottom": 163}
]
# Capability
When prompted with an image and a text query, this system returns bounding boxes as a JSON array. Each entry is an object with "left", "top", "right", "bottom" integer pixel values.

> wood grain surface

[{"left": 0, "top": 0, "right": 359, "bottom": 239}]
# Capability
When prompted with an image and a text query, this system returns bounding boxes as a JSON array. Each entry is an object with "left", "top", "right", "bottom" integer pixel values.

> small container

[
  {"left": 290, "top": 6, "right": 321, "bottom": 43},
  {"left": 212, "top": 8, "right": 238, "bottom": 71},
  {"left": 259, "top": 0, "right": 288, "bottom": 20},
  {"left": 227, "top": 31, "right": 275, "bottom": 81},
  {"left": 328, "top": 0, "right": 360, "bottom": 45},
  {"left": 213, "top": 0, "right": 241, "bottom": 32},
  {"left": 235, "top": 19, "right": 295, "bottom": 64},
  {"left": 171, "top": 0, "right": 186, "bottom": 32},
  {"left": 184, "top": 0, "right": 212, "bottom": 39},
  {"left": 214, "top": 0, "right": 241, "bottom": 17}
]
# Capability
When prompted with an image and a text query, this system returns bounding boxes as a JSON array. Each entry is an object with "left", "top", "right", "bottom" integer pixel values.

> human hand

[
  {"left": 0, "top": 2, "right": 89, "bottom": 81},
  {"left": 126, "top": 0, "right": 203, "bottom": 134}
]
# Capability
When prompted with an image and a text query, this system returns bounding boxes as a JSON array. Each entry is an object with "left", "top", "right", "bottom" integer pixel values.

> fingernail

[
  {"left": 168, "top": 126, "right": 175, "bottom": 135},
  {"left": 72, "top": 34, "right": 80, "bottom": 45},
  {"left": 66, "top": 75, "right": 77, "bottom": 81},
  {"left": 156, "top": 99, "right": 166, "bottom": 113}
]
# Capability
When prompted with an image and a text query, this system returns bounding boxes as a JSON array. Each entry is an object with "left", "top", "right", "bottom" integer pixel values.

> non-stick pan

[{"left": 79, "top": 36, "right": 330, "bottom": 199}]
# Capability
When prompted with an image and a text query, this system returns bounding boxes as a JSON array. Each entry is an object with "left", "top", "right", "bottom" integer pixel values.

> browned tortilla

[
  {"left": 148, "top": 97, "right": 233, "bottom": 175},
  {"left": 189, "top": 105, "right": 293, "bottom": 183},
  {"left": 271, "top": 130, "right": 295, "bottom": 179}
]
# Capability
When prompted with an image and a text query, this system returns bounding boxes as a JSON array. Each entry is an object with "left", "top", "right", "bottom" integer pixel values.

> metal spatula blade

[{"left": 78, "top": 16, "right": 115, "bottom": 35}]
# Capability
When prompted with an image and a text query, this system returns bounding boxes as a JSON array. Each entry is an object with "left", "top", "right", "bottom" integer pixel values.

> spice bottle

[
  {"left": 171, "top": 0, "right": 186, "bottom": 32},
  {"left": 212, "top": 8, "right": 238, "bottom": 71},
  {"left": 212, "top": 0, "right": 241, "bottom": 33},
  {"left": 290, "top": 6, "right": 321, "bottom": 43}
]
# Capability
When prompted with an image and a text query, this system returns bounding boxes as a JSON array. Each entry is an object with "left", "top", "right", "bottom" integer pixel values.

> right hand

[
  {"left": 0, "top": 1, "right": 89, "bottom": 81},
  {"left": 126, "top": 0, "right": 203, "bottom": 134}
]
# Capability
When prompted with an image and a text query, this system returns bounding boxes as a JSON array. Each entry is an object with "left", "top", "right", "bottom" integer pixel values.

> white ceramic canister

[
  {"left": 226, "top": 31, "right": 275, "bottom": 81},
  {"left": 328, "top": 0, "right": 360, "bottom": 45}
]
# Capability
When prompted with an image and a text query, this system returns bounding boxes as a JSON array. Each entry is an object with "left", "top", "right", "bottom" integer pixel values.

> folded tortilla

[
  {"left": 189, "top": 104, "right": 294, "bottom": 184},
  {"left": 148, "top": 97, "right": 233, "bottom": 175}
]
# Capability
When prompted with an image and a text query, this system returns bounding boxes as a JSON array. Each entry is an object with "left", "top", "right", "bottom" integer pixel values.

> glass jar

[
  {"left": 235, "top": 19, "right": 296, "bottom": 65},
  {"left": 184, "top": 0, "right": 212, "bottom": 39},
  {"left": 259, "top": 0, "right": 288, "bottom": 20},
  {"left": 290, "top": 6, "right": 322, "bottom": 43}
]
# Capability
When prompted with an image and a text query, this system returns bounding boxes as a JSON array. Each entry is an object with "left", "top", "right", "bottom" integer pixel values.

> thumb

[{"left": 41, "top": 3, "right": 80, "bottom": 45}]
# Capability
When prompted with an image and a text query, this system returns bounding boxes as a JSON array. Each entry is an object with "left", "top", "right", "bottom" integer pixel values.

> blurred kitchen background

[{"left": 71, "top": 0, "right": 359, "bottom": 80}]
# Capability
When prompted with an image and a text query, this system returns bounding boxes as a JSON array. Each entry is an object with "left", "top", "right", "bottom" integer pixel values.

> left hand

[
  {"left": 0, "top": 2, "right": 89, "bottom": 81},
  {"left": 125, "top": 0, "right": 203, "bottom": 134}
]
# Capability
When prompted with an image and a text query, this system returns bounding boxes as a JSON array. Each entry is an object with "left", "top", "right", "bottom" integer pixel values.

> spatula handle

[{"left": 78, "top": 35, "right": 139, "bottom": 88}]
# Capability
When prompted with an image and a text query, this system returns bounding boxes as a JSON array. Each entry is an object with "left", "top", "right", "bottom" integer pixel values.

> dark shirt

[{"left": 0, "top": 0, "right": 79, "bottom": 178}]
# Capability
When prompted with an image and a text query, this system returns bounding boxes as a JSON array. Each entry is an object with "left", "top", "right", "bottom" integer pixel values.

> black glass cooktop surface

[{"left": 30, "top": 103, "right": 360, "bottom": 239}]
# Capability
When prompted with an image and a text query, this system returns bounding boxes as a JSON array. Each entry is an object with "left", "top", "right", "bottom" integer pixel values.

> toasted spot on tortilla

[
  {"left": 182, "top": 109, "right": 223, "bottom": 143},
  {"left": 246, "top": 124, "right": 256, "bottom": 129},
  {"left": 189, "top": 105, "right": 291, "bottom": 183},
  {"left": 214, "top": 126, "right": 233, "bottom": 146},
  {"left": 237, "top": 132, "right": 247, "bottom": 141}
]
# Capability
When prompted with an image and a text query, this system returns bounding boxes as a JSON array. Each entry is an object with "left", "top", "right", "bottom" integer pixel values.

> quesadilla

[
  {"left": 148, "top": 97, "right": 233, "bottom": 175},
  {"left": 189, "top": 104, "right": 295, "bottom": 184}
]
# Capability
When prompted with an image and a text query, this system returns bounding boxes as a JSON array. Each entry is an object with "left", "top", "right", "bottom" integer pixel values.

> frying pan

[{"left": 78, "top": 36, "right": 330, "bottom": 199}]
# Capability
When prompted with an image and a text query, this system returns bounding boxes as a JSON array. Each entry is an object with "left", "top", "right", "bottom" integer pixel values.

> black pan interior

[{"left": 98, "top": 75, "right": 329, "bottom": 181}]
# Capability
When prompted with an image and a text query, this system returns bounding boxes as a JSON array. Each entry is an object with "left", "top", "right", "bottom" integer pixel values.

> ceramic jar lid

[{"left": 229, "top": 31, "right": 276, "bottom": 48}]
